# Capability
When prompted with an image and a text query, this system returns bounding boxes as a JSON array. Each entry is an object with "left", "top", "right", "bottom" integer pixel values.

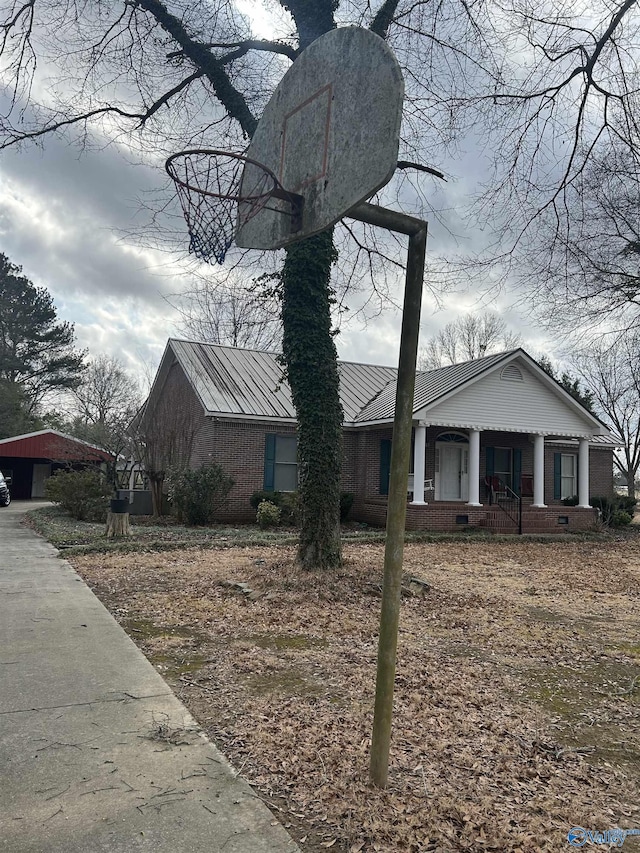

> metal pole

[{"left": 348, "top": 203, "right": 427, "bottom": 789}]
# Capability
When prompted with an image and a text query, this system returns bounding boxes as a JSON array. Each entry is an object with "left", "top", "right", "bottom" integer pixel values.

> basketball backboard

[{"left": 236, "top": 27, "right": 404, "bottom": 251}]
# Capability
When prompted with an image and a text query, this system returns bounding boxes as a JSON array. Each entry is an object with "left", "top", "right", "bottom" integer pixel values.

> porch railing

[{"left": 485, "top": 476, "right": 522, "bottom": 534}]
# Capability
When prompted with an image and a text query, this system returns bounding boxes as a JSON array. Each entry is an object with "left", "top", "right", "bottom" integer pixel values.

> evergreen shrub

[
  {"left": 256, "top": 500, "right": 281, "bottom": 529},
  {"left": 591, "top": 495, "right": 636, "bottom": 527},
  {"left": 44, "top": 469, "right": 111, "bottom": 521},
  {"left": 250, "top": 489, "right": 299, "bottom": 525},
  {"left": 167, "top": 464, "right": 234, "bottom": 526}
]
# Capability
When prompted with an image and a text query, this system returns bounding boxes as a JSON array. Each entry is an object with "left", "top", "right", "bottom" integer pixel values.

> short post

[{"left": 349, "top": 202, "right": 427, "bottom": 789}]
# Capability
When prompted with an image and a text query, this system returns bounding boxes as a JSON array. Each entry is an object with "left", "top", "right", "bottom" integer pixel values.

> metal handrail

[{"left": 486, "top": 476, "right": 523, "bottom": 534}]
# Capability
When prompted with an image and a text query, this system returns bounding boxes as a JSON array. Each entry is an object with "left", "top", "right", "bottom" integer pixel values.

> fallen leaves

[{"left": 71, "top": 537, "right": 640, "bottom": 853}]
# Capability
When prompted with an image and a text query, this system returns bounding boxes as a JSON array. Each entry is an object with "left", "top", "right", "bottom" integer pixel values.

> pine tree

[{"left": 0, "top": 254, "right": 85, "bottom": 415}]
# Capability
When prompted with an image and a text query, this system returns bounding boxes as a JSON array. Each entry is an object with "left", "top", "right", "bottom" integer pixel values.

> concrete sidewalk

[{"left": 0, "top": 502, "right": 299, "bottom": 853}]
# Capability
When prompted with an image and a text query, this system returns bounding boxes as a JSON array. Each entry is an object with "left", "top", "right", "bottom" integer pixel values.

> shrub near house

[
  {"left": 45, "top": 469, "right": 111, "bottom": 521},
  {"left": 249, "top": 490, "right": 353, "bottom": 526},
  {"left": 562, "top": 493, "right": 636, "bottom": 526},
  {"left": 166, "top": 464, "right": 234, "bottom": 526}
]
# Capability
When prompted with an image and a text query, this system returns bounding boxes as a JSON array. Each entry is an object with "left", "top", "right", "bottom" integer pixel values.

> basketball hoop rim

[{"left": 165, "top": 148, "right": 291, "bottom": 203}]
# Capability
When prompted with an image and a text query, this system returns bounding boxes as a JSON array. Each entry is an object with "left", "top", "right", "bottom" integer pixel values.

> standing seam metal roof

[
  {"left": 169, "top": 339, "right": 398, "bottom": 423},
  {"left": 355, "top": 350, "right": 515, "bottom": 422},
  {"left": 172, "top": 340, "right": 294, "bottom": 419},
  {"left": 167, "top": 341, "right": 610, "bottom": 437}
]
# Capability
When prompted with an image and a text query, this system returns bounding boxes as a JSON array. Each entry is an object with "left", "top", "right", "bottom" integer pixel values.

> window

[
  {"left": 486, "top": 446, "right": 522, "bottom": 495},
  {"left": 437, "top": 432, "right": 468, "bottom": 443},
  {"left": 264, "top": 434, "right": 298, "bottom": 492},
  {"left": 132, "top": 469, "right": 148, "bottom": 490},
  {"left": 553, "top": 452, "right": 578, "bottom": 500},
  {"left": 116, "top": 467, "right": 148, "bottom": 490},
  {"left": 493, "top": 448, "right": 512, "bottom": 489},
  {"left": 560, "top": 454, "right": 576, "bottom": 500}
]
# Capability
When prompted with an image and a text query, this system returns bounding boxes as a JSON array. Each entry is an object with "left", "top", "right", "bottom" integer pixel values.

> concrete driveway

[{"left": 0, "top": 502, "right": 299, "bottom": 853}]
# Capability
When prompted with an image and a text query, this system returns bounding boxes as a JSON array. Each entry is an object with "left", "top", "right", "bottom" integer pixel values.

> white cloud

[{"left": 0, "top": 132, "right": 191, "bottom": 380}]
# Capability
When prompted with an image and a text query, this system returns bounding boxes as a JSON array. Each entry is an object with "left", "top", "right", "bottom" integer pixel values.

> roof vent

[{"left": 501, "top": 364, "right": 523, "bottom": 382}]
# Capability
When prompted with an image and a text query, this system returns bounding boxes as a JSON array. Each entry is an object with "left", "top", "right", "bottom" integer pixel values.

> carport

[{"left": 0, "top": 430, "right": 113, "bottom": 499}]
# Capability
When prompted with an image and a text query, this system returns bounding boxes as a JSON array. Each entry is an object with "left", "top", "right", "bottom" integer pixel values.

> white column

[
  {"left": 532, "top": 434, "right": 546, "bottom": 507},
  {"left": 467, "top": 429, "right": 482, "bottom": 506},
  {"left": 411, "top": 424, "right": 427, "bottom": 505},
  {"left": 578, "top": 438, "right": 591, "bottom": 508}
]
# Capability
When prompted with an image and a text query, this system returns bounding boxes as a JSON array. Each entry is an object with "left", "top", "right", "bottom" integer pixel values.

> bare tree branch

[{"left": 167, "top": 39, "right": 298, "bottom": 63}]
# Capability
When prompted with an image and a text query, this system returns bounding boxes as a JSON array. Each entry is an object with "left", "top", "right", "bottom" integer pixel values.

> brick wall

[
  {"left": 191, "top": 418, "right": 297, "bottom": 521},
  {"left": 191, "top": 422, "right": 363, "bottom": 521},
  {"left": 589, "top": 446, "right": 615, "bottom": 500},
  {"left": 544, "top": 442, "right": 614, "bottom": 505},
  {"left": 350, "top": 427, "right": 393, "bottom": 519},
  {"left": 521, "top": 506, "right": 597, "bottom": 533},
  {"left": 141, "top": 359, "right": 206, "bottom": 468},
  {"left": 356, "top": 499, "right": 597, "bottom": 533},
  {"left": 342, "top": 432, "right": 359, "bottom": 493}
]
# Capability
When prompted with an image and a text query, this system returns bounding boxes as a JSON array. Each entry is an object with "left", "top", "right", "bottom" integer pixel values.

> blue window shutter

[
  {"left": 264, "top": 434, "right": 276, "bottom": 490},
  {"left": 485, "top": 446, "right": 495, "bottom": 477},
  {"left": 380, "top": 439, "right": 391, "bottom": 495},
  {"left": 553, "top": 453, "right": 562, "bottom": 500},
  {"left": 513, "top": 449, "right": 522, "bottom": 496}
]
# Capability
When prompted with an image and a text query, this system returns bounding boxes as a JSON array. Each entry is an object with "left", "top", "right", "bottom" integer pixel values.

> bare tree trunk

[
  {"left": 626, "top": 467, "right": 636, "bottom": 502},
  {"left": 148, "top": 475, "right": 165, "bottom": 517}
]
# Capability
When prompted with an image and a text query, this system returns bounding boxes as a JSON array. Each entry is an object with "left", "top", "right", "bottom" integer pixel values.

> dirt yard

[{"left": 70, "top": 537, "right": 640, "bottom": 852}]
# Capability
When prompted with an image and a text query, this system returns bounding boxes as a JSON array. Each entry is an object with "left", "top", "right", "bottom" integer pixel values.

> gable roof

[
  {"left": 161, "top": 339, "right": 612, "bottom": 439},
  {"left": 167, "top": 339, "right": 396, "bottom": 423},
  {"left": 357, "top": 348, "right": 611, "bottom": 437},
  {"left": 356, "top": 350, "right": 515, "bottom": 422},
  {"left": 0, "top": 429, "right": 114, "bottom": 461}
]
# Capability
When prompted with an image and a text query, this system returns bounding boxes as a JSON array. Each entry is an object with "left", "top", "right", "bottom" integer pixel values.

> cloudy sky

[
  {"left": 0, "top": 7, "right": 553, "bottom": 387},
  {"left": 0, "top": 133, "right": 191, "bottom": 381}
]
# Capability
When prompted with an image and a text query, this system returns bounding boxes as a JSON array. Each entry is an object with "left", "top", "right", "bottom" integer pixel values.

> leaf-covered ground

[{"left": 70, "top": 539, "right": 640, "bottom": 852}]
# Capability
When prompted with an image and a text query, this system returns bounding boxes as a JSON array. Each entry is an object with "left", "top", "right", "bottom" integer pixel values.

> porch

[
  {"left": 408, "top": 426, "right": 593, "bottom": 509},
  {"left": 356, "top": 498, "right": 598, "bottom": 535},
  {"left": 358, "top": 423, "right": 612, "bottom": 534}
]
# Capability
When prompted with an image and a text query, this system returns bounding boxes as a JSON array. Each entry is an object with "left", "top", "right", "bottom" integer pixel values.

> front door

[{"left": 438, "top": 444, "right": 469, "bottom": 501}]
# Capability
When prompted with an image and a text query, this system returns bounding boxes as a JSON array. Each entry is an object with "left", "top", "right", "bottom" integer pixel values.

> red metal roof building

[{"left": 0, "top": 430, "right": 113, "bottom": 499}]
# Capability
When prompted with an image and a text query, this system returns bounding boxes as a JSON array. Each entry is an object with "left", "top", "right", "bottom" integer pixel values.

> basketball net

[{"left": 166, "top": 150, "right": 286, "bottom": 264}]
